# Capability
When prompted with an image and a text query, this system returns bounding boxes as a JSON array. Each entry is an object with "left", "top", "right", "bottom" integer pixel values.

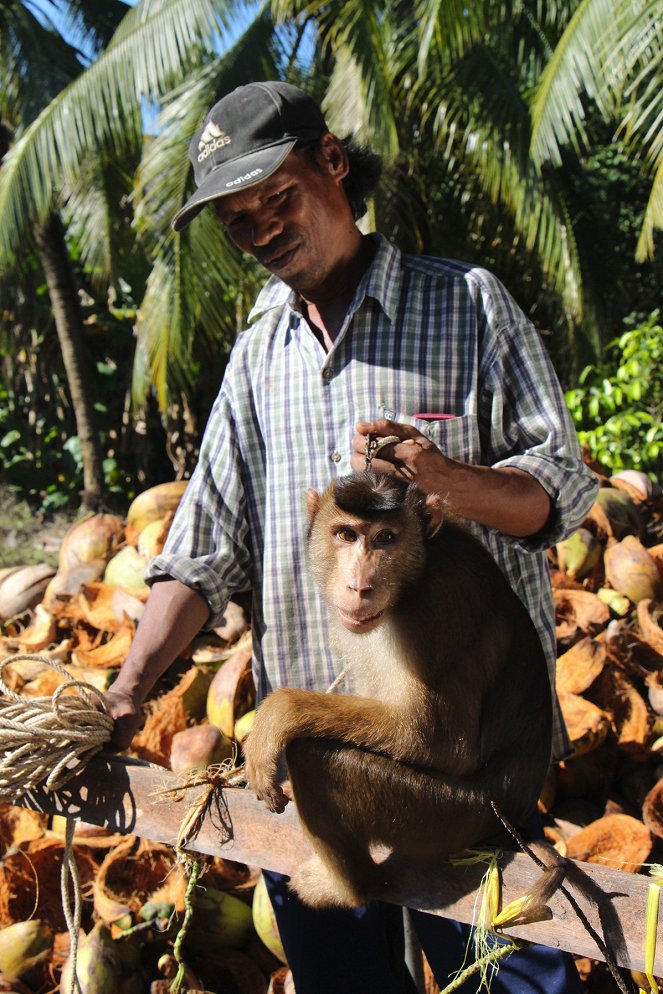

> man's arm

[
  {"left": 351, "top": 419, "right": 552, "bottom": 538},
  {"left": 104, "top": 578, "right": 210, "bottom": 750}
]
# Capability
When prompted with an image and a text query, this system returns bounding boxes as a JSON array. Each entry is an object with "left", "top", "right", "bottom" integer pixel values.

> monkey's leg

[{"left": 285, "top": 738, "right": 386, "bottom": 909}]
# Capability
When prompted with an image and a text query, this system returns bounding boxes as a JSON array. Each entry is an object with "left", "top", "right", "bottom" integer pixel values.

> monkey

[{"left": 243, "top": 469, "right": 554, "bottom": 909}]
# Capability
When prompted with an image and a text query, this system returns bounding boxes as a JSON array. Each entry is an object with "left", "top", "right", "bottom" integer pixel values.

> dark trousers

[{"left": 263, "top": 815, "right": 583, "bottom": 994}]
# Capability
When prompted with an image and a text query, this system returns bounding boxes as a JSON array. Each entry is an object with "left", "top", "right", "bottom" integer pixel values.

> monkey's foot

[{"left": 289, "top": 855, "right": 368, "bottom": 909}]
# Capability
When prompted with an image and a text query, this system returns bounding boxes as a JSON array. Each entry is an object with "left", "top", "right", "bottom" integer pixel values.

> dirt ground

[{"left": 0, "top": 485, "right": 80, "bottom": 569}]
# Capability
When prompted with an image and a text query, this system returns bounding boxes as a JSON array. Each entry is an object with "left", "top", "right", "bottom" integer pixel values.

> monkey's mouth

[{"left": 337, "top": 608, "right": 384, "bottom": 630}]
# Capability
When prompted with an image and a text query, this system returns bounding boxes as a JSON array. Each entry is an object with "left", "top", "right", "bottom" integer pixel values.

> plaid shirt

[{"left": 148, "top": 234, "right": 598, "bottom": 761}]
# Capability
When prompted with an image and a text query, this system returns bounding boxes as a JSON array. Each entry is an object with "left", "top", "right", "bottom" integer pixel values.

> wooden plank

[{"left": 13, "top": 753, "right": 656, "bottom": 975}]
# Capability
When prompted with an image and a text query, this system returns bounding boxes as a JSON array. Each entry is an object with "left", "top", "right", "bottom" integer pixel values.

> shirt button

[
  {"left": 322, "top": 367, "right": 333, "bottom": 381},
  {"left": 330, "top": 451, "right": 342, "bottom": 463}
]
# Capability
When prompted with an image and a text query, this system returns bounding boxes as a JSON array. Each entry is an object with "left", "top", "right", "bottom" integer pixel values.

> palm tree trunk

[{"left": 34, "top": 212, "right": 105, "bottom": 509}]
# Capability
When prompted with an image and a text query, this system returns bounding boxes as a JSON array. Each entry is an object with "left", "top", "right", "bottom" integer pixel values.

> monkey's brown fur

[{"left": 243, "top": 471, "right": 553, "bottom": 908}]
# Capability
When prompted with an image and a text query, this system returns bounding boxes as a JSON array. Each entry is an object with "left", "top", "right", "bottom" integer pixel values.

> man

[{"left": 105, "top": 81, "right": 597, "bottom": 993}]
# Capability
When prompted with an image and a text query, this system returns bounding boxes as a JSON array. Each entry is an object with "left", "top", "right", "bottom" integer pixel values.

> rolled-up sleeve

[
  {"left": 479, "top": 316, "right": 598, "bottom": 552},
  {"left": 145, "top": 381, "right": 253, "bottom": 628}
]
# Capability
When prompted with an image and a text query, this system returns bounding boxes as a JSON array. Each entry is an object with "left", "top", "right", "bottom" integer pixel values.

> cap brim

[{"left": 171, "top": 139, "right": 297, "bottom": 232}]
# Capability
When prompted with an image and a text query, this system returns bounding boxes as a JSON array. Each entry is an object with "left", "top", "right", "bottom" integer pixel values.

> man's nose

[{"left": 251, "top": 211, "right": 282, "bottom": 247}]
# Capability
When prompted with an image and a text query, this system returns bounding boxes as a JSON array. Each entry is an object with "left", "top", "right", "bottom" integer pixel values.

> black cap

[{"left": 171, "top": 81, "right": 327, "bottom": 232}]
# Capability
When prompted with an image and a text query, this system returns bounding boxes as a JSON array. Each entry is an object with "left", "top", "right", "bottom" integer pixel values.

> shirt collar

[{"left": 247, "top": 233, "right": 402, "bottom": 327}]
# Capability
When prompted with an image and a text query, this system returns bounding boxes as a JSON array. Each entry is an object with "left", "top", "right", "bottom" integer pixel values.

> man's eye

[{"left": 268, "top": 189, "right": 287, "bottom": 203}]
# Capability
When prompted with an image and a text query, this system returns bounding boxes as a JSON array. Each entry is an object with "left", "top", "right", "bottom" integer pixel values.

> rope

[{"left": 0, "top": 653, "right": 115, "bottom": 994}]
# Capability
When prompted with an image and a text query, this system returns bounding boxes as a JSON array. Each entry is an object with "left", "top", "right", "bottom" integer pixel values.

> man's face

[{"left": 214, "top": 138, "right": 358, "bottom": 300}]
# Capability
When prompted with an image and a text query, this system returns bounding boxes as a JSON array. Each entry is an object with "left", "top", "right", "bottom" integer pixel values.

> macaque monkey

[{"left": 243, "top": 470, "right": 553, "bottom": 909}]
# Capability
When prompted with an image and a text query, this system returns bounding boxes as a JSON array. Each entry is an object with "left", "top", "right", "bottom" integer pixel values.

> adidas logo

[{"left": 198, "top": 121, "right": 231, "bottom": 162}]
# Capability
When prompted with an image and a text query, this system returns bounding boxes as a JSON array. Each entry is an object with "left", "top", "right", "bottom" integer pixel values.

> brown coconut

[
  {"left": 565, "top": 813, "right": 652, "bottom": 871},
  {"left": 555, "top": 637, "right": 606, "bottom": 695},
  {"left": 93, "top": 836, "right": 185, "bottom": 925},
  {"left": 606, "top": 620, "right": 663, "bottom": 681},
  {"left": 594, "top": 487, "right": 643, "bottom": 539},
  {"left": 58, "top": 514, "right": 124, "bottom": 571},
  {"left": 0, "top": 838, "right": 97, "bottom": 931},
  {"left": 0, "top": 565, "right": 56, "bottom": 622},
  {"left": 587, "top": 667, "right": 651, "bottom": 757},
  {"left": 604, "top": 535, "right": 661, "bottom": 604},
  {"left": 643, "top": 779, "right": 663, "bottom": 839},
  {"left": 125, "top": 481, "right": 188, "bottom": 545},
  {"left": 638, "top": 599, "right": 663, "bottom": 655},
  {"left": 553, "top": 590, "right": 610, "bottom": 648},
  {"left": 169, "top": 723, "right": 233, "bottom": 774}
]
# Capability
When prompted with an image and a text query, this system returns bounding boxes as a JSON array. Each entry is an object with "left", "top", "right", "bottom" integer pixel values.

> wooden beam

[{"left": 14, "top": 754, "right": 655, "bottom": 975}]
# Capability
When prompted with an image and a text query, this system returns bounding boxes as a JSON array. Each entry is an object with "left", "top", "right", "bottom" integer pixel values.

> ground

[{"left": 0, "top": 485, "right": 79, "bottom": 569}]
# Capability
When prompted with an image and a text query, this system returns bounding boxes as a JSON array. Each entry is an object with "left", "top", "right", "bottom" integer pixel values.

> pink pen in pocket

[{"left": 413, "top": 413, "right": 457, "bottom": 420}]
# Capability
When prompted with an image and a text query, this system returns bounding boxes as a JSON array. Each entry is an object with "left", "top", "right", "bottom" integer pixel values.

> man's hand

[
  {"left": 351, "top": 418, "right": 553, "bottom": 538},
  {"left": 102, "top": 686, "right": 144, "bottom": 752}
]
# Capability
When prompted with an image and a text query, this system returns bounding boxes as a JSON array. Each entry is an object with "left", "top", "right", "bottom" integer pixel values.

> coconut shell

[
  {"left": 638, "top": 599, "right": 663, "bottom": 655},
  {"left": 555, "top": 637, "right": 606, "bottom": 695},
  {"left": 553, "top": 589, "right": 610, "bottom": 648},
  {"left": 565, "top": 813, "right": 652, "bottom": 871},
  {"left": 59, "top": 515, "right": 124, "bottom": 571},
  {"left": 557, "top": 691, "right": 611, "bottom": 755},
  {"left": 207, "top": 632, "right": 255, "bottom": 738},
  {"left": 267, "top": 968, "right": 295, "bottom": 994},
  {"left": 0, "top": 565, "right": 56, "bottom": 622},
  {"left": 7, "top": 604, "right": 56, "bottom": 653},
  {"left": 94, "top": 837, "right": 185, "bottom": 925},
  {"left": 604, "top": 536, "right": 661, "bottom": 604},
  {"left": 587, "top": 667, "right": 651, "bottom": 756},
  {"left": 643, "top": 779, "right": 663, "bottom": 838},
  {"left": 606, "top": 620, "right": 663, "bottom": 679},
  {"left": 0, "top": 839, "right": 97, "bottom": 931},
  {"left": 71, "top": 620, "right": 135, "bottom": 669}
]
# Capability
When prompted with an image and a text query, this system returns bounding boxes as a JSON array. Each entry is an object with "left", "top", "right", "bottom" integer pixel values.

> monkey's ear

[
  {"left": 424, "top": 494, "right": 445, "bottom": 537},
  {"left": 306, "top": 489, "right": 321, "bottom": 523}
]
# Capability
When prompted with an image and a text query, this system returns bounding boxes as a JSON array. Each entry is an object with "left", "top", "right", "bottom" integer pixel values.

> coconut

[
  {"left": 555, "top": 638, "right": 606, "bottom": 695},
  {"left": 235, "top": 709, "right": 256, "bottom": 744},
  {"left": 610, "top": 470, "right": 654, "bottom": 501},
  {"left": 207, "top": 632, "right": 255, "bottom": 738},
  {"left": 60, "top": 923, "right": 122, "bottom": 994},
  {"left": 604, "top": 536, "right": 661, "bottom": 604},
  {"left": 252, "top": 874, "right": 287, "bottom": 965},
  {"left": 0, "top": 564, "right": 56, "bottom": 622},
  {"left": 137, "top": 514, "right": 174, "bottom": 560},
  {"left": 169, "top": 723, "right": 233, "bottom": 773},
  {"left": 59, "top": 514, "right": 124, "bottom": 572},
  {"left": 103, "top": 547, "right": 149, "bottom": 592},
  {"left": 0, "top": 921, "right": 51, "bottom": 982},
  {"left": 555, "top": 529, "right": 602, "bottom": 579},
  {"left": 125, "top": 482, "right": 188, "bottom": 544},
  {"left": 594, "top": 487, "right": 642, "bottom": 539},
  {"left": 184, "top": 887, "right": 254, "bottom": 951}
]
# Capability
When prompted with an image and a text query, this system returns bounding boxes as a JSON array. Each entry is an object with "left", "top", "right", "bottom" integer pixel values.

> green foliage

[{"left": 565, "top": 312, "right": 663, "bottom": 478}]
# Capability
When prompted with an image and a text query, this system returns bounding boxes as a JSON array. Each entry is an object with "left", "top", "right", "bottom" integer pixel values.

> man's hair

[{"left": 297, "top": 135, "right": 383, "bottom": 221}]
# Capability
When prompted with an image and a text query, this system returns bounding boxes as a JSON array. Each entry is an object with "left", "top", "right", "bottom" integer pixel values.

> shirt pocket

[{"left": 379, "top": 406, "right": 480, "bottom": 463}]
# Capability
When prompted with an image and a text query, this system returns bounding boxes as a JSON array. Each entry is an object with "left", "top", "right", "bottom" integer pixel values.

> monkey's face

[{"left": 309, "top": 511, "right": 426, "bottom": 633}]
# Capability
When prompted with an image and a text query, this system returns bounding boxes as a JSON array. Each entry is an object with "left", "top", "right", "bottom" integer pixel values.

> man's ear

[
  {"left": 424, "top": 493, "right": 445, "bottom": 537},
  {"left": 306, "top": 488, "right": 321, "bottom": 524},
  {"left": 317, "top": 133, "right": 350, "bottom": 182}
]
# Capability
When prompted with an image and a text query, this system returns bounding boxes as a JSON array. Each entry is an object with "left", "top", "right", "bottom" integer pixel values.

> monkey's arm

[{"left": 244, "top": 688, "right": 424, "bottom": 813}]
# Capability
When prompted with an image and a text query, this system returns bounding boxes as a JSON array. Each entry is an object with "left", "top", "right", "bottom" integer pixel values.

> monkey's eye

[
  {"left": 375, "top": 530, "right": 397, "bottom": 546},
  {"left": 335, "top": 528, "right": 357, "bottom": 543}
]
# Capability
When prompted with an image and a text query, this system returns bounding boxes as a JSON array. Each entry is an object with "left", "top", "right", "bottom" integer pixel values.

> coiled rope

[{"left": 0, "top": 653, "right": 115, "bottom": 994}]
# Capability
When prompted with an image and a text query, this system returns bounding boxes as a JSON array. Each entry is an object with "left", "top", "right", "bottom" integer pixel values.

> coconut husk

[
  {"left": 604, "top": 536, "right": 662, "bottom": 604},
  {"left": 48, "top": 816, "right": 127, "bottom": 850},
  {"left": 267, "top": 967, "right": 295, "bottom": 994},
  {"left": 0, "top": 805, "right": 47, "bottom": 852},
  {"left": 6, "top": 605, "right": 56, "bottom": 653},
  {"left": 58, "top": 583, "right": 145, "bottom": 632},
  {"left": 58, "top": 514, "right": 124, "bottom": 571},
  {"left": 205, "top": 859, "right": 260, "bottom": 894},
  {"left": 554, "top": 590, "right": 610, "bottom": 648},
  {"left": 647, "top": 671, "right": 663, "bottom": 716},
  {"left": 132, "top": 665, "right": 213, "bottom": 765},
  {"left": 555, "top": 637, "right": 606, "bottom": 695},
  {"left": 643, "top": 779, "right": 663, "bottom": 838},
  {"left": 649, "top": 543, "right": 663, "bottom": 574},
  {"left": 557, "top": 690, "right": 611, "bottom": 755},
  {"left": 71, "top": 619, "right": 135, "bottom": 669},
  {"left": 638, "top": 599, "right": 663, "bottom": 655},
  {"left": 93, "top": 836, "right": 185, "bottom": 925},
  {"left": 0, "top": 642, "right": 73, "bottom": 693},
  {"left": 565, "top": 813, "right": 652, "bottom": 871},
  {"left": 587, "top": 667, "right": 651, "bottom": 757},
  {"left": 0, "top": 838, "right": 97, "bottom": 931}
]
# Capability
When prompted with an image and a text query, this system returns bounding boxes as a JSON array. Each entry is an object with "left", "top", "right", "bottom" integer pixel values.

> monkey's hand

[{"left": 243, "top": 725, "right": 290, "bottom": 814}]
